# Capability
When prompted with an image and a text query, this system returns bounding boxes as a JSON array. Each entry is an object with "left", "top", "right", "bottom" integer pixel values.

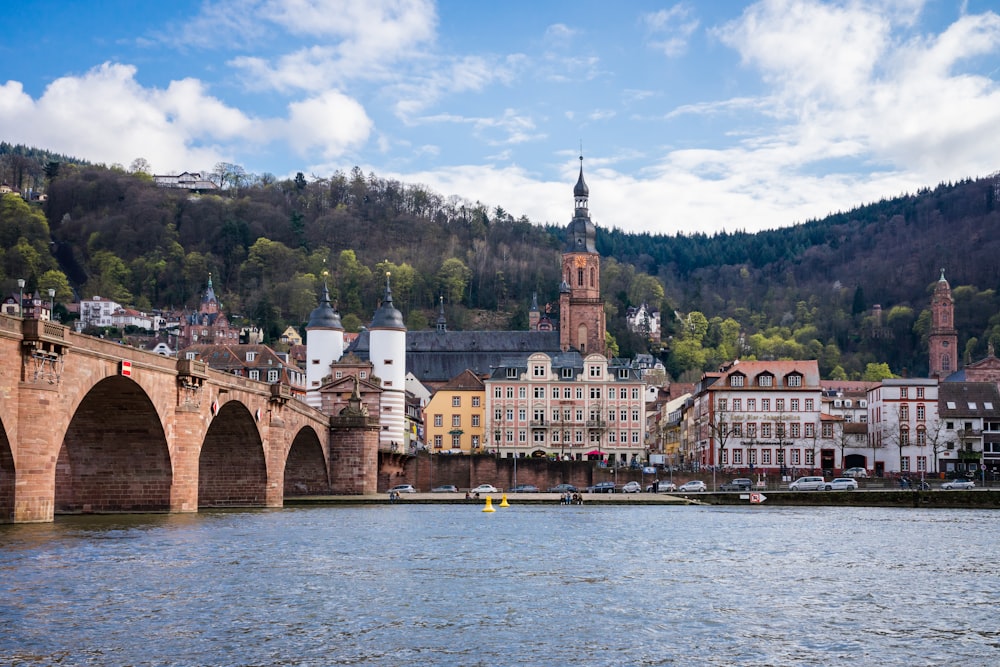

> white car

[
  {"left": 678, "top": 480, "right": 707, "bottom": 492},
  {"left": 824, "top": 478, "right": 858, "bottom": 491},
  {"left": 789, "top": 476, "right": 826, "bottom": 491},
  {"left": 389, "top": 484, "right": 416, "bottom": 494},
  {"left": 941, "top": 479, "right": 975, "bottom": 490},
  {"left": 843, "top": 467, "right": 869, "bottom": 478},
  {"left": 470, "top": 484, "right": 499, "bottom": 494},
  {"left": 620, "top": 481, "right": 642, "bottom": 493}
]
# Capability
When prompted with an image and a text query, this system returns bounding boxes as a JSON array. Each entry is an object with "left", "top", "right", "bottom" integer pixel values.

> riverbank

[{"left": 285, "top": 489, "right": 1000, "bottom": 508}]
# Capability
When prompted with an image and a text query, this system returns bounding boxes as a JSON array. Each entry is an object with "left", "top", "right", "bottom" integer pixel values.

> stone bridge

[{"left": 0, "top": 315, "right": 378, "bottom": 523}]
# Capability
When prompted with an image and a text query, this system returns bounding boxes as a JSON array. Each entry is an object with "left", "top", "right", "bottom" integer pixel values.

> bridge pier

[
  {"left": 13, "top": 384, "right": 64, "bottom": 523},
  {"left": 170, "top": 405, "right": 206, "bottom": 513}
]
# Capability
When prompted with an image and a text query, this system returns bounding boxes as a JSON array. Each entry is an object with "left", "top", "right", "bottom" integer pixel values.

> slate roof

[
  {"left": 938, "top": 382, "right": 1000, "bottom": 418},
  {"left": 346, "top": 329, "right": 561, "bottom": 384}
]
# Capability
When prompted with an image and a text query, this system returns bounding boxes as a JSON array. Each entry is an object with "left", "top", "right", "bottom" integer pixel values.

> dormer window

[
  {"left": 246, "top": 351, "right": 256, "bottom": 362},
  {"left": 757, "top": 374, "right": 773, "bottom": 387},
  {"left": 730, "top": 374, "right": 745, "bottom": 387},
  {"left": 786, "top": 374, "right": 802, "bottom": 387},
  {"left": 506, "top": 368, "right": 517, "bottom": 379}
]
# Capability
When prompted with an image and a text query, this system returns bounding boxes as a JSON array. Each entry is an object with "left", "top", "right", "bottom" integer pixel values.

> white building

[
  {"left": 79, "top": 296, "right": 123, "bottom": 328},
  {"left": 866, "top": 378, "right": 939, "bottom": 476}
]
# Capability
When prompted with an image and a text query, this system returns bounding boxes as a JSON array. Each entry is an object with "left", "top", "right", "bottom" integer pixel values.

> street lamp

[
  {"left": 48, "top": 288, "right": 56, "bottom": 321},
  {"left": 17, "top": 278, "right": 25, "bottom": 316}
]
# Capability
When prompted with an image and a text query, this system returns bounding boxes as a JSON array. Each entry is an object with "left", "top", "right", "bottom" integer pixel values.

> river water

[{"left": 1, "top": 504, "right": 997, "bottom": 666}]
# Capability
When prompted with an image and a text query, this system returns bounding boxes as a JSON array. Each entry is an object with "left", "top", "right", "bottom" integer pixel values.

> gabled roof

[
  {"left": 938, "top": 382, "right": 1000, "bottom": 417},
  {"left": 438, "top": 369, "right": 486, "bottom": 391}
]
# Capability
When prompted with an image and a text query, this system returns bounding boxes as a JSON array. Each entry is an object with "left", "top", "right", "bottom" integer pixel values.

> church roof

[{"left": 346, "top": 329, "right": 561, "bottom": 383}]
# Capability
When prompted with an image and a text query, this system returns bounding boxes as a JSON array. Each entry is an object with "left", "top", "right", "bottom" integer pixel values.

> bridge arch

[
  {"left": 1, "top": 419, "right": 13, "bottom": 522},
  {"left": 199, "top": 400, "right": 267, "bottom": 507},
  {"left": 284, "top": 426, "right": 329, "bottom": 496},
  {"left": 56, "top": 376, "right": 172, "bottom": 513}
]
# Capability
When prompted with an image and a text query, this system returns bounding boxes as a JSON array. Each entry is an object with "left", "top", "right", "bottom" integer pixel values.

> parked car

[
  {"left": 941, "top": 479, "right": 975, "bottom": 490},
  {"left": 843, "top": 467, "right": 869, "bottom": 478},
  {"left": 720, "top": 478, "right": 753, "bottom": 491},
  {"left": 789, "top": 476, "right": 827, "bottom": 491},
  {"left": 825, "top": 478, "right": 858, "bottom": 491},
  {"left": 548, "top": 483, "right": 578, "bottom": 493},
  {"left": 431, "top": 484, "right": 458, "bottom": 493},
  {"left": 646, "top": 480, "right": 677, "bottom": 493},
  {"left": 470, "top": 484, "right": 499, "bottom": 494},
  {"left": 389, "top": 484, "right": 416, "bottom": 494},
  {"left": 621, "top": 481, "right": 642, "bottom": 493},
  {"left": 678, "top": 480, "right": 707, "bottom": 492},
  {"left": 589, "top": 481, "right": 617, "bottom": 493},
  {"left": 510, "top": 484, "right": 539, "bottom": 493}
]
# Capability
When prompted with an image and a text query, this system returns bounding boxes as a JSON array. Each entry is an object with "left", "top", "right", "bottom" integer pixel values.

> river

[{"left": 2, "top": 504, "right": 997, "bottom": 666}]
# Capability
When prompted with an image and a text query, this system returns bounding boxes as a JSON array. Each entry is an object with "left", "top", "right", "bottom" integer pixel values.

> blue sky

[{"left": 3, "top": 0, "right": 999, "bottom": 235}]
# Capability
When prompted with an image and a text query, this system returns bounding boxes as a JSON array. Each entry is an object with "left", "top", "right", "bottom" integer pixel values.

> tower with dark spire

[
  {"left": 929, "top": 268, "right": 958, "bottom": 378},
  {"left": 369, "top": 271, "right": 407, "bottom": 449},
  {"left": 559, "top": 155, "right": 606, "bottom": 355},
  {"left": 305, "top": 279, "right": 345, "bottom": 407}
]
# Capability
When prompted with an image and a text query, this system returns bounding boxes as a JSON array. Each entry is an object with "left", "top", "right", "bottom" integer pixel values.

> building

[
  {"left": 937, "top": 382, "right": 1000, "bottom": 476},
  {"left": 819, "top": 380, "right": 875, "bottom": 473},
  {"left": 688, "top": 360, "right": 823, "bottom": 478},
  {"left": 626, "top": 303, "right": 661, "bottom": 342},
  {"left": 485, "top": 351, "right": 645, "bottom": 464},
  {"left": 152, "top": 171, "right": 219, "bottom": 192},
  {"left": 79, "top": 296, "right": 123, "bottom": 328},
  {"left": 423, "top": 369, "right": 486, "bottom": 455},
  {"left": 866, "top": 378, "right": 938, "bottom": 476},
  {"left": 177, "top": 275, "right": 238, "bottom": 348},
  {"left": 179, "top": 343, "right": 306, "bottom": 394}
]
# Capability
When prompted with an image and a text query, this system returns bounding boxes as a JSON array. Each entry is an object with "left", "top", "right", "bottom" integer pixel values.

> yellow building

[{"left": 423, "top": 369, "right": 486, "bottom": 454}]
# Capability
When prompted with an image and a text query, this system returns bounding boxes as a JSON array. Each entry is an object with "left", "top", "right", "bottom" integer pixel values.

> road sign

[{"left": 750, "top": 492, "right": 766, "bottom": 504}]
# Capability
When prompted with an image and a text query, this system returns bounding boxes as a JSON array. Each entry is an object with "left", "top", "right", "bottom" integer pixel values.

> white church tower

[
  {"left": 304, "top": 282, "right": 344, "bottom": 408},
  {"left": 369, "top": 272, "right": 407, "bottom": 450}
]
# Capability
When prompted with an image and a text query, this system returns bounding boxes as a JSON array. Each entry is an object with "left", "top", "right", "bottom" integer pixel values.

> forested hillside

[{"left": 2, "top": 142, "right": 999, "bottom": 382}]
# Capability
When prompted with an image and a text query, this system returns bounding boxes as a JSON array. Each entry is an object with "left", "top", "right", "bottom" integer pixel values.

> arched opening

[
  {"left": 57, "top": 376, "right": 172, "bottom": 513},
  {"left": 1, "top": 419, "right": 14, "bottom": 522},
  {"left": 844, "top": 454, "right": 867, "bottom": 470},
  {"left": 199, "top": 401, "right": 266, "bottom": 507},
  {"left": 284, "top": 427, "right": 329, "bottom": 496}
]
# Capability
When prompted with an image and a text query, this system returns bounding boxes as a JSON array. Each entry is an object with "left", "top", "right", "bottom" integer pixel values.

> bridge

[{"left": 0, "top": 315, "right": 379, "bottom": 523}]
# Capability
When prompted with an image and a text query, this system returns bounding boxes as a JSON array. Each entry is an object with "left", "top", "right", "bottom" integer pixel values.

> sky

[{"left": 2, "top": 0, "right": 1000, "bottom": 236}]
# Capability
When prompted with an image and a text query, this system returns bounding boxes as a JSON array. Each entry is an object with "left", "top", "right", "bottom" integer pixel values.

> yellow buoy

[
  {"left": 499, "top": 494, "right": 509, "bottom": 507},
  {"left": 482, "top": 495, "right": 496, "bottom": 512}
]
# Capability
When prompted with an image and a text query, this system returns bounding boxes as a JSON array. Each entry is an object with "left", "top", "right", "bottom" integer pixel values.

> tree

[
  {"left": 862, "top": 362, "right": 895, "bottom": 382},
  {"left": 437, "top": 257, "right": 471, "bottom": 305},
  {"left": 128, "top": 158, "right": 152, "bottom": 175}
]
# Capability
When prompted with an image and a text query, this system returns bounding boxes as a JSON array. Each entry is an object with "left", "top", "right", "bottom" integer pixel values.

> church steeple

[
  {"left": 929, "top": 268, "right": 958, "bottom": 378},
  {"left": 559, "top": 153, "right": 605, "bottom": 356}
]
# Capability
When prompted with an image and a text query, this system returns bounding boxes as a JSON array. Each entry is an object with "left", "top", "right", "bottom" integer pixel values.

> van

[{"left": 788, "top": 476, "right": 826, "bottom": 491}]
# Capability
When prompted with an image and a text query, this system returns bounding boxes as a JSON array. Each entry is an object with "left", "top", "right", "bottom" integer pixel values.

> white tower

[
  {"left": 369, "top": 272, "right": 407, "bottom": 450},
  {"left": 305, "top": 282, "right": 344, "bottom": 408}
]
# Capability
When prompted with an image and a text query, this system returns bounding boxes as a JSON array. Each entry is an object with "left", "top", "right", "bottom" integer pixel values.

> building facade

[
  {"left": 867, "top": 378, "right": 939, "bottom": 476},
  {"left": 423, "top": 369, "right": 486, "bottom": 455}
]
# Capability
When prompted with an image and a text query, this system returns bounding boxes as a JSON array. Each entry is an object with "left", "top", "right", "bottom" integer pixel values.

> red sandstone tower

[
  {"left": 559, "top": 156, "right": 607, "bottom": 356},
  {"left": 929, "top": 268, "right": 958, "bottom": 378}
]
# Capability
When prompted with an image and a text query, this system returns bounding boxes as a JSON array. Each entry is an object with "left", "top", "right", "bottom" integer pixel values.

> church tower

[
  {"left": 369, "top": 272, "right": 407, "bottom": 449},
  {"left": 305, "top": 281, "right": 344, "bottom": 408},
  {"left": 559, "top": 156, "right": 606, "bottom": 356},
  {"left": 929, "top": 268, "right": 958, "bottom": 378}
]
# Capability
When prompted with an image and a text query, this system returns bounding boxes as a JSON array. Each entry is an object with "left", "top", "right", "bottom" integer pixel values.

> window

[
  {"left": 917, "top": 456, "right": 927, "bottom": 472},
  {"left": 589, "top": 365, "right": 602, "bottom": 377},
  {"left": 561, "top": 368, "right": 574, "bottom": 379},
  {"left": 434, "top": 414, "right": 443, "bottom": 427},
  {"left": 249, "top": 370, "right": 259, "bottom": 381},
  {"left": 747, "top": 423, "right": 757, "bottom": 438},
  {"left": 494, "top": 387, "right": 502, "bottom": 398},
  {"left": 590, "top": 387, "right": 601, "bottom": 399},
  {"left": 900, "top": 404, "right": 909, "bottom": 421},
  {"left": 472, "top": 397, "right": 480, "bottom": 407},
  {"left": 632, "top": 388, "right": 640, "bottom": 400},
  {"left": 618, "top": 368, "right": 630, "bottom": 379},
  {"left": 534, "top": 387, "right": 545, "bottom": 399},
  {"left": 608, "top": 388, "right": 616, "bottom": 399},
  {"left": 916, "top": 404, "right": 925, "bottom": 421},
  {"left": 533, "top": 409, "right": 545, "bottom": 422},
  {"left": 900, "top": 427, "right": 909, "bottom": 446},
  {"left": 733, "top": 449, "right": 743, "bottom": 465},
  {"left": 718, "top": 398, "right": 728, "bottom": 411},
  {"left": 518, "top": 387, "right": 526, "bottom": 399},
  {"left": 787, "top": 374, "right": 802, "bottom": 387},
  {"left": 790, "top": 399, "right": 799, "bottom": 411},
  {"left": 433, "top": 435, "right": 442, "bottom": 448},
  {"left": 452, "top": 435, "right": 461, "bottom": 448},
  {"left": 576, "top": 388, "right": 583, "bottom": 399},
  {"left": 730, "top": 374, "right": 745, "bottom": 387},
  {"left": 900, "top": 387, "right": 908, "bottom": 399},
  {"left": 533, "top": 431, "right": 545, "bottom": 443},
  {"left": 552, "top": 388, "right": 560, "bottom": 399},
  {"left": 552, "top": 409, "right": 560, "bottom": 421},
  {"left": 805, "top": 398, "right": 814, "bottom": 411},
  {"left": 452, "top": 415, "right": 461, "bottom": 427},
  {"left": 532, "top": 365, "right": 545, "bottom": 377},
  {"left": 761, "top": 399, "right": 770, "bottom": 411},
  {"left": 792, "top": 449, "right": 800, "bottom": 465},
  {"left": 749, "top": 449, "right": 757, "bottom": 465},
  {"left": 916, "top": 387, "right": 924, "bottom": 399},
  {"left": 805, "top": 450, "right": 814, "bottom": 465},
  {"left": 506, "top": 368, "right": 517, "bottom": 378},
  {"left": 268, "top": 370, "right": 278, "bottom": 383},
  {"left": 758, "top": 374, "right": 773, "bottom": 387},
  {"left": 506, "top": 387, "right": 514, "bottom": 398},
  {"left": 620, "top": 409, "right": 627, "bottom": 422},
  {"left": 762, "top": 449, "right": 771, "bottom": 465},
  {"left": 632, "top": 409, "right": 640, "bottom": 422},
  {"left": 761, "top": 423, "right": 772, "bottom": 438},
  {"left": 732, "top": 423, "right": 743, "bottom": 437},
  {"left": 805, "top": 423, "right": 814, "bottom": 438},
  {"left": 472, "top": 415, "right": 480, "bottom": 427},
  {"left": 747, "top": 399, "right": 756, "bottom": 411},
  {"left": 506, "top": 409, "right": 514, "bottom": 422},
  {"left": 608, "top": 410, "right": 616, "bottom": 422},
  {"left": 576, "top": 409, "right": 584, "bottom": 421},
  {"left": 901, "top": 457, "right": 910, "bottom": 472},
  {"left": 383, "top": 359, "right": 393, "bottom": 365},
  {"left": 452, "top": 396, "right": 461, "bottom": 407},
  {"left": 494, "top": 409, "right": 502, "bottom": 421},
  {"left": 733, "top": 398, "right": 742, "bottom": 411},
  {"left": 518, "top": 408, "right": 526, "bottom": 421},
  {"left": 776, "top": 399, "right": 785, "bottom": 411},
  {"left": 790, "top": 423, "right": 800, "bottom": 438},
  {"left": 472, "top": 435, "right": 480, "bottom": 448},
  {"left": 917, "top": 427, "right": 926, "bottom": 445},
  {"left": 564, "top": 387, "right": 572, "bottom": 399}
]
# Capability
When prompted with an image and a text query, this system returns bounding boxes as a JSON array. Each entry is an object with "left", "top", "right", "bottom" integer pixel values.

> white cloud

[
  {"left": 643, "top": 4, "right": 700, "bottom": 57},
  {"left": 285, "top": 90, "right": 373, "bottom": 158}
]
